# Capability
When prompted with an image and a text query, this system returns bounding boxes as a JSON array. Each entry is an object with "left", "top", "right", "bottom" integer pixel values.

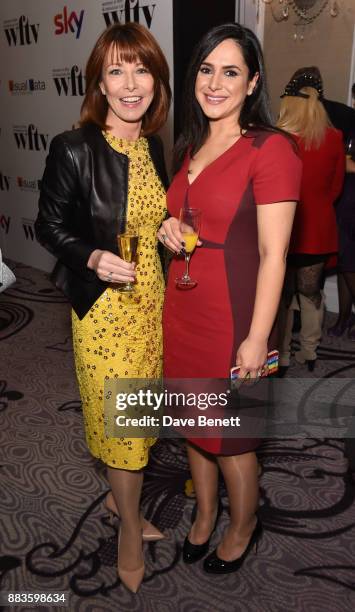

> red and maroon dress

[{"left": 163, "top": 130, "right": 302, "bottom": 455}]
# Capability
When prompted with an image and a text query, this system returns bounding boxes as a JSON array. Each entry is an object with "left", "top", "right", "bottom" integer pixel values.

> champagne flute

[
  {"left": 116, "top": 219, "right": 139, "bottom": 292},
  {"left": 175, "top": 207, "right": 201, "bottom": 289}
]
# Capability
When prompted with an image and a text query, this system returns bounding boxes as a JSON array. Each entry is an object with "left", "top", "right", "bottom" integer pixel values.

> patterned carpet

[{"left": 1, "top": 261, "right": 355, "bottom": 612}]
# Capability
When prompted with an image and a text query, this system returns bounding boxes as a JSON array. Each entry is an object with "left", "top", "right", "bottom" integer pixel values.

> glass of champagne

[
  {"left": 116, "top": 219, "right": 139, "bottom": 292},
  {"left": 175, "top": 207, "right": 201, "bottom": 289}
]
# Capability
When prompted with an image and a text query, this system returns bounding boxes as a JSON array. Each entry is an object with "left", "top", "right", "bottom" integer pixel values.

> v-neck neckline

[{"left": 186, "top": 132, "right": 246, "bottom": 187}]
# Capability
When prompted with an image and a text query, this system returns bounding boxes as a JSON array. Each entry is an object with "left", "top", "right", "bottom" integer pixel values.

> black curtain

[{"left": 173, "top": 0, "right": 236, "bottom": 140}]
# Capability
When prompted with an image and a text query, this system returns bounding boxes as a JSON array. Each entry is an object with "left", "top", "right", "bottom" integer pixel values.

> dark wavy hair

[{"left": 174, "top": 22, "right": 278, "bottom": 172}]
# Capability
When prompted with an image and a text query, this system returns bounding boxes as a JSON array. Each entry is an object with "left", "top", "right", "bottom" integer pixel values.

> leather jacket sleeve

[{"left": 35, "top": 134, "right": 96, "bottom": 282}]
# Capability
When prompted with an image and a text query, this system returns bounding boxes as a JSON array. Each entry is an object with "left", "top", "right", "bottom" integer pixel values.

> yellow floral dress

[{"left": 72, "top": 134, "right": 167, "bottom": 469}]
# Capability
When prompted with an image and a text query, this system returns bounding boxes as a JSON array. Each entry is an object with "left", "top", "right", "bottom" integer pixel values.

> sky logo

[{"left": 54, "top": 6, "right": 84, "bottom": 39}]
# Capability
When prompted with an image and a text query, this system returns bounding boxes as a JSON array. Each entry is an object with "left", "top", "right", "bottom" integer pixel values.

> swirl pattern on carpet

[{"left": 1, "top": 262, "right": 355, "bottom": 611}]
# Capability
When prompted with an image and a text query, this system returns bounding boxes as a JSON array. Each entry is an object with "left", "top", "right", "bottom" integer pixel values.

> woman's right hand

[
  {"left": 157, "top": 217, "right": 183, "bottom": 253},
  {"left": 87, "top": 249, "right": 136, "bottom": 283},
  {"left": 157, "top": 217, "right": 202, "bottom": 253}
]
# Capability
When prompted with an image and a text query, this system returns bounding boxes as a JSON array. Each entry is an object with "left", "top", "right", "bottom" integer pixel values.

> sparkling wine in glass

[
  {"left": 117, "top": 221, "right": 139, "bottom": 292},
  {"left": 176, "top": 207, "right": 201, "bottom": 289}
]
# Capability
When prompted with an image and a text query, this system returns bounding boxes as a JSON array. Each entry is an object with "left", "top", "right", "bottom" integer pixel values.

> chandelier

[{"left": 261, "top": 0, "right": 340, "bottom": 40}]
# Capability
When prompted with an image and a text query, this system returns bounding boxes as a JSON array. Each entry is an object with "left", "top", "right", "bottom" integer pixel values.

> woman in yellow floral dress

[{"left": 35, "top": 23, "right": 171, "bottom": 593}]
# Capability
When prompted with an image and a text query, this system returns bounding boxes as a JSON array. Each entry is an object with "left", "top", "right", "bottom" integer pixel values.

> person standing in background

[
  {"left": 297, "top": 67, "right": 355, "bottom": 340},
  {"left": 293, "top": 68, "right": 355, "bottom": 342},
  {"left": 298, "top": 68, "right": 355, "bottom": 475},
  {"left": 277, "top": 69, "right": 345, "bottom": 372}
]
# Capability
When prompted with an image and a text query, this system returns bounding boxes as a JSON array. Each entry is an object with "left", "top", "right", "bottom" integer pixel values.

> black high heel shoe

[
  {"left": 306, "top": 359, "right": 316, "bottom": 372},
  {"left": 182, "top": 500, "right": 223, "bottom": 564},
  {"left": 203, "top": 517, "right": 262, "bottom": 574},
  {"left": 277, "top": 365, "right": 289, "bottom": 378}
]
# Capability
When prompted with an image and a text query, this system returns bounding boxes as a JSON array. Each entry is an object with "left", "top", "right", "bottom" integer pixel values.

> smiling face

[
  {"left": 195, "top": 38, "right": 259, "bottom": 128},
  {"left": 100, "top": 44, "right": 155, "bottom": 133}
]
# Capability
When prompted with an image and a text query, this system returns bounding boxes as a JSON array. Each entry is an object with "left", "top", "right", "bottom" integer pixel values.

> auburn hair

[{"left": 80, "top": 22, "right": 171, "bottom": 135}]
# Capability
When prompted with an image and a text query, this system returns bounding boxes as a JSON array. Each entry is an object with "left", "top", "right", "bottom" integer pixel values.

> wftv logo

[
  {"left": 0, "top": 214, "right": 11, "bottom": 234},
  {"left": 4, "top": 15, "right": 39, "bottom": 46},
  {"left": 22, "top": 218, "right": 35, "bottom": 241},
  {"left": 13, "top": 125, "right": 49, "bottom": 152},
  {"left": 17, "top": 177, "right": 41, "bottom": 192},
  {"left": 52, "top": 66, "right": 85, "bottom": 96},
  {"left": 8, "top": 78, "right": 46, "bottom": 95},
  {"left": 102, "top": 0, "right": 156, "bottom": 28},
  {"left": 54, "top": 6, "right": 84, "bottom": 39},
  {"left": 0, "top": 172, "right": 11, "bottom": 191}
]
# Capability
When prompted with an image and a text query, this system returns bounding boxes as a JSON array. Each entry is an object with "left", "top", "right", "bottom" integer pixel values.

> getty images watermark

[
  {"left": 103, "top": 379, "right": 244, "bottom": 439},
  {"left": 103, "top": 377, "right": 355, "bottom": 440},
  {"left": 108, "top": 385, "right": 241, "bottom": 430}
]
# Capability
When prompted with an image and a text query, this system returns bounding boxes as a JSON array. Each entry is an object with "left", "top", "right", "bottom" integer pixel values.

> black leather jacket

[{"left": 35, "top": 123, "right": 169, "bottom": 320}]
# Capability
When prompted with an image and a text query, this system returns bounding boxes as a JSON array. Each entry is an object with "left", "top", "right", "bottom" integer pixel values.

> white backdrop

[
  {"left": 0, "top": 0, "right": 174, "bottom": 273},
  {"left": 0, "top": 1, "right": 263, "bottom": 275}
]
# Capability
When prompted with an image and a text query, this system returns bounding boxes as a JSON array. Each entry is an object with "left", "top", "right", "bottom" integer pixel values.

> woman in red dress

[
  {"left": 277, "top": 70, "right": 345, "bottom": 372},
  {"left": 158, "top": 24, "right": 301, "bottom": 574}
]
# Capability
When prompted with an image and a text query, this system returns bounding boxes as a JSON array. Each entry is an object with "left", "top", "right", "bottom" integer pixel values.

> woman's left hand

[{"left": 235, "top": 337, "right": 268, "bottom": 380}]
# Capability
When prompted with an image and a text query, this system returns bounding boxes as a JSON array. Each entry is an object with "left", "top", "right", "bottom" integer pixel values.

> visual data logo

[
  {"left": 52, "top": 66, "right": 86, "bottom": 96},
  {"left": 102, "top": 0, "right": 156, "bottom": 29},
  {"left": 22, "top": 218, "right": 35, "bottom": 241},
  {"left": 0, "top": 172, "right": 11, "bottom": 191},
  {"left": 8, "top": 78, "right": 46, "bottom": 95},
  {"left": 0, "top": 214, "right": 11, "bottom": 234},
  {"left": 13, "top": 125, "right": 49, "bottom": 152},
  {"left": 3, "top": 15, "right": 39, "bottom": 46},
  {"left": 54, "top": 6, "right": 84, "bottom": 39},
  {"left": 17, "top": 176, "right": 41, "bottom": 192}
]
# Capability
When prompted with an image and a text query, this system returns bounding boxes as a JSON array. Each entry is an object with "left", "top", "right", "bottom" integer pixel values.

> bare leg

[
  {"left": 216, "top": 452, "right": 259, "bottom": 561},
  {"left": 107, "top": 467, "right": 143, "bottom": 572},
  {"left": 187, "top": 442, "right": 219, "bottom": 544}
]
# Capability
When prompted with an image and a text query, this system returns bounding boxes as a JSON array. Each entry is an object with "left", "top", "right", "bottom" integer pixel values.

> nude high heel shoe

[
  {"left": 118, "top": 565, "right": 145, "bottom": 594},
  {"left": 105, "top": 491, "right": 164, "bottom": 541},
  {"left": 117, "top": 529, "right": 145, "bottom": 593}
]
